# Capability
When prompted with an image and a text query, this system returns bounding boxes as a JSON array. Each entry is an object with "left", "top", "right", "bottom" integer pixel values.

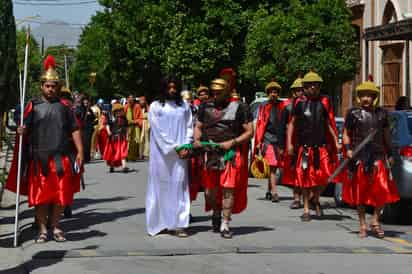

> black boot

[{"left": 212, "top": 215, "right": 221, "bottom": 233}]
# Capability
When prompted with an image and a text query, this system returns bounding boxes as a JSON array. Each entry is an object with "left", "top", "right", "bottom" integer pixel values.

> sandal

[
  {"left": 300, "top": 213, "right": 311, "bottom": 222},
  {"left": 52, "top": 229, "right": 67, "bottom": 242},
  {"left": 174, "top": 229, "right": 189, "bottom": 238},
  {"left": 370, "top": 224, "right": 384, "bottom": 239},
  {"left": 35, "top": 232, "right": 48, "bottom": 244},
  {"left": 289, "top": 200, "right": 301, "bottom": 209},
  {"left": 265, "top": 192, "right": 272, "bottom": 200},
  {"left": 271, "top": 193, "right": 279, "bottom": 203},
  {"left": 221, "top": 229, "right": 233, "bottom": 239},
  {"left": 359, "top": 226, "right": 368, "bottom": 239}
]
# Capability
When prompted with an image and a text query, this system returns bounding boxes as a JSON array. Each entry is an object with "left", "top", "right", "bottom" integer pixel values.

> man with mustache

[{"left": 194, "top": 77, "right": 253, "bottom": 238}]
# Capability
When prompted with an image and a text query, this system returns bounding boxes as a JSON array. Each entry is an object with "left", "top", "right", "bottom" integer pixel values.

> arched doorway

[{"left": 380, "top": 1, "right": 403, "bottom": 108}]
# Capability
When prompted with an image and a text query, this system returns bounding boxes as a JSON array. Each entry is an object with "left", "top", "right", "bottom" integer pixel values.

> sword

[{"left": 328, "top": 128, "right": 378, "bottom": 182}]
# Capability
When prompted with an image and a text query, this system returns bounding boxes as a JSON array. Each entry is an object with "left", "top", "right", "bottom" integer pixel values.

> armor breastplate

[
  {"left": 112, "top": 116, "right": 128, "bottom": 137},
  {"left": 350, "top": 108, "right": 386, "bottom": 159},
  {"left": 29, "top": 99, "right": 71, "bottom": 159},
  {"left": 202, "top": 101, "right": 240, "bottom": 142},
  {"left": 295, "top": 99, "right": 327, "bottom": 146},
  {"left": 264, "top": 103, "right": 279, "bottom": 144}
]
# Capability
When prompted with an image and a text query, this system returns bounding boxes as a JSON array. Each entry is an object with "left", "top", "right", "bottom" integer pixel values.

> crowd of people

[{"left": 4, "top": 55, "right": 400, "bottom": 243}]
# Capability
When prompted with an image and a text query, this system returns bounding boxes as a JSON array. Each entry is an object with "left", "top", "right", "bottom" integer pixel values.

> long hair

[{"left": 158, "top": 75, "right": 183, "bottom": 106}]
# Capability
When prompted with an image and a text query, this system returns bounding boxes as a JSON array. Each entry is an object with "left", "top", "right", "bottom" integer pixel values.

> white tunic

[{"left": 145, "top": 100, "right": 193, "bottom": 236}]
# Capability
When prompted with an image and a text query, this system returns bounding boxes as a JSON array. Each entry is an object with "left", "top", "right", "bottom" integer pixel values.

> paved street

[{"left": 1, "top": 160, "right": 412, "bottom": 274}]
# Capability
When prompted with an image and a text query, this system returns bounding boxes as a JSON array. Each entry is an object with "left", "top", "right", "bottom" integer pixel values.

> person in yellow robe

[{"left": 124, "top": 95, "right": 142, "bottom": 161}]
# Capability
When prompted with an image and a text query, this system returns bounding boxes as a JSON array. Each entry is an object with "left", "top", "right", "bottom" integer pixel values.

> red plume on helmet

[
  {"left": 44, "top": 55, "right": 56, "bottom": 71},
  {"left": 368, "top": 74, "right": 374, "bottom": 82},
  {"left": 219, "top": 67, "right": 236, "bottom": 92}
]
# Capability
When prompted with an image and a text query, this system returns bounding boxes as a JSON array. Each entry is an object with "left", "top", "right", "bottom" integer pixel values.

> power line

[
  {"left": 13, "top": 0, "right": 98, "bottom": 6},
  {"left": 15, "top": 18, "right": 87, "bottom": 27}
]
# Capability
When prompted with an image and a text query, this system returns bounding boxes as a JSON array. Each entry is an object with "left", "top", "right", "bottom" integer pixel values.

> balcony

[{"left": 346, "top": 0, "right": 364, "bottom": 8}]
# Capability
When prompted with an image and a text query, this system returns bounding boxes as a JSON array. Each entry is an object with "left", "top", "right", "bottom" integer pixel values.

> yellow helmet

[
  {"left": 355, "top": 77, "right": 380, "bottom": 106},
  {"left": 290, "top": 77, "right": 303, "bottom": 89},
  {"left": 197, "top": 85, "right": 209, "bottom": 94},
  {"left": 60, "top": 86, "right": 72, "bottom": 95},
  {"left": 250, "top": 155, "right": 270, "bottom": 179},
  {"left": 112, "top": 103, "right": 123, "bottom": 113},
  {"left": 265, "top": 79, "right": 282, "bottom": 93},
  {"left": 302, "top": 70, "right": 323, "bottom": 83},
  {"left": 210, "top": 78, "right": 228, "bottom": 92}
]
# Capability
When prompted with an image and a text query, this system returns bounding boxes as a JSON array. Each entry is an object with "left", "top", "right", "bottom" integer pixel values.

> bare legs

[
  {"left": 35, "top": 204, "right": 66, "bottom": 242},
  {"left": 205, "top": 187, "right": 234, "bottom": 238}
]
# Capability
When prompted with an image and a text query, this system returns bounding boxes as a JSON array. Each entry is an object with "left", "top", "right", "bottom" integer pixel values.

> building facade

[{"left": 341, "top": 0, "right": 412, "bottom": 116}]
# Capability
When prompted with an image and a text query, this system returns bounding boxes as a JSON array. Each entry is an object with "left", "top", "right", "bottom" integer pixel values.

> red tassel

[
  {"left": 43, "top": 55, "right": 56, "bottom": 71},
  {"left": 368, "top": 74, "right": 374, "bottom": 82},
  {"left": 219, "top": 67, "right": 236, "bottom": 77}
]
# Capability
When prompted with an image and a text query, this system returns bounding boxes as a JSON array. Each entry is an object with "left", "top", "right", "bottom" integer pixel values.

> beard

[{"left": 166, "top": 92, "right": 178, "bottom": 100}]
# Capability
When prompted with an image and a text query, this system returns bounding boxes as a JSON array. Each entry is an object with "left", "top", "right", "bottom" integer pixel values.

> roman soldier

[
  {"left": 342, "top": 78, "right": 399, "bottom": 238},
  {"left": 194, "top": 85, "right": 210, "bottom": 106},
  {"left": 286, "top": 70, "right": 340, "bottom": 222},
  {"left": 6, "top": 55, "right": 83, "bottom": 243},
  {"left": 252, "top": 78, "right": 284, "bottom": 202},
  {"left": 103, "top": 102, "right": 129, "bottom": 172},
  {"left": 193, "top": 78, "right": 253, "bottom": 238},
  {"left": 280, "top": 76, "right": 305, "bottom": 209}
]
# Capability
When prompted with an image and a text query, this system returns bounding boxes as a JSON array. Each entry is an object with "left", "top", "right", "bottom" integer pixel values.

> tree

[
  {"left": 0, "top": 0, "right": 18, "bottom": 112},
  {"left": 240, "top": 0, "right": 358, "bottom": 96}
]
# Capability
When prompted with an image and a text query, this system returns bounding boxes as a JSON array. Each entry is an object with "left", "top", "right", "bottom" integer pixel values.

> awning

[{"left": 364, "top": 18, "right": 412, "bottom": 41}]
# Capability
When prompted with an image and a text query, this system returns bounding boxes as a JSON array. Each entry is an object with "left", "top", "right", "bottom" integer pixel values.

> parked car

[
  {"left": 322, "top": 117, "right": 345, "bottom": 207},
  {"left": 381, "top": 110, "right": 412, "bottom": 223}
]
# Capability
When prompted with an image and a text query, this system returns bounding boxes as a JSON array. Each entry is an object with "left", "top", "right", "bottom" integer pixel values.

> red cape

[{"left": 252, "top": 100, "right": 287, "bottom": 161}]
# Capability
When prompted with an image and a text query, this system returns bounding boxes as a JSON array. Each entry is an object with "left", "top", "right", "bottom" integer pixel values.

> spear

[{"left": 13, "top": 26, "right": 30, "bottom": 247}]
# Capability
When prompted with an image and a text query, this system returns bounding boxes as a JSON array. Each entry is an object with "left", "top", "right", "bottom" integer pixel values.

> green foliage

[
  {"left": 240, "top": 0, "right": 358, "bottom": 94},
  {"left": 0, "top": 0, "right": 18, "bottom": 111},
  {"left": 73, "top": 0, "right": 358, "bottom": 100}
]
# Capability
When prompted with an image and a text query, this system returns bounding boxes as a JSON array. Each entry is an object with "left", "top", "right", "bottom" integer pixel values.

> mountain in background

[{"left": 31, "top": 20, "right": 83, "bottom": 49}]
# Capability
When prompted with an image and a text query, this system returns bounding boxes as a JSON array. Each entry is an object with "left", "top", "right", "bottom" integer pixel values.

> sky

[{"left": 13, "top": 0, "right": 102, "bottom": 28}]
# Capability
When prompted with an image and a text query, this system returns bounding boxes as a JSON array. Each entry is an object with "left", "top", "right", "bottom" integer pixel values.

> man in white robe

[{"left": 146, "top": 77, "right": 193, "bottom": 237}]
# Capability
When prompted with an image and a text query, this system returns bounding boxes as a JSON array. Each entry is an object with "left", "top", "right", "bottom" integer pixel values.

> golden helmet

[
  {"left": 231, "top": 90, "right": 240, "bottom": 99},
  {"left": 41, "top": 55, "right": 60, "bottom": 82},
  {"left": 290, "top": 77, "right": 303, "bottom": 89},
  {"left": 210, "top": 78, "right": 228, "bottom": 91},
  {"left": 181, "top": 90, "right": 193, "bottom": 100},
  {"left": 250, "top": 155, "right": 270, "bottom": 179},
  {"left": 355, "top": 76, "right": 380, "bottom": 106},
  {"left": 60, "top": 86, "right": 72, "bottom": 95},
  {"left": 197, "top": 85, "right": 209, "bottom": 94},
  {"left": 302, "top": 70, "right": 323, "bottom": 83},
  {"left": 112, "top": 103, "right": 123, "bottom": 113},
  {"left": 265, "top": 79, "right": 282, "bottom": 93}
]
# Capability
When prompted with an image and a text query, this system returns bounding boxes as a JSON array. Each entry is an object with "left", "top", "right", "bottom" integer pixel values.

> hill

[{"left": 31, "top": 20, "right": 82, "bottom": 48}]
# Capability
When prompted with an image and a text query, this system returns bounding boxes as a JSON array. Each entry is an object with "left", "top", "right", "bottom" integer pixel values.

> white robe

[{"left": 145, "top": 100, "right": 193, "bottom": 236}]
